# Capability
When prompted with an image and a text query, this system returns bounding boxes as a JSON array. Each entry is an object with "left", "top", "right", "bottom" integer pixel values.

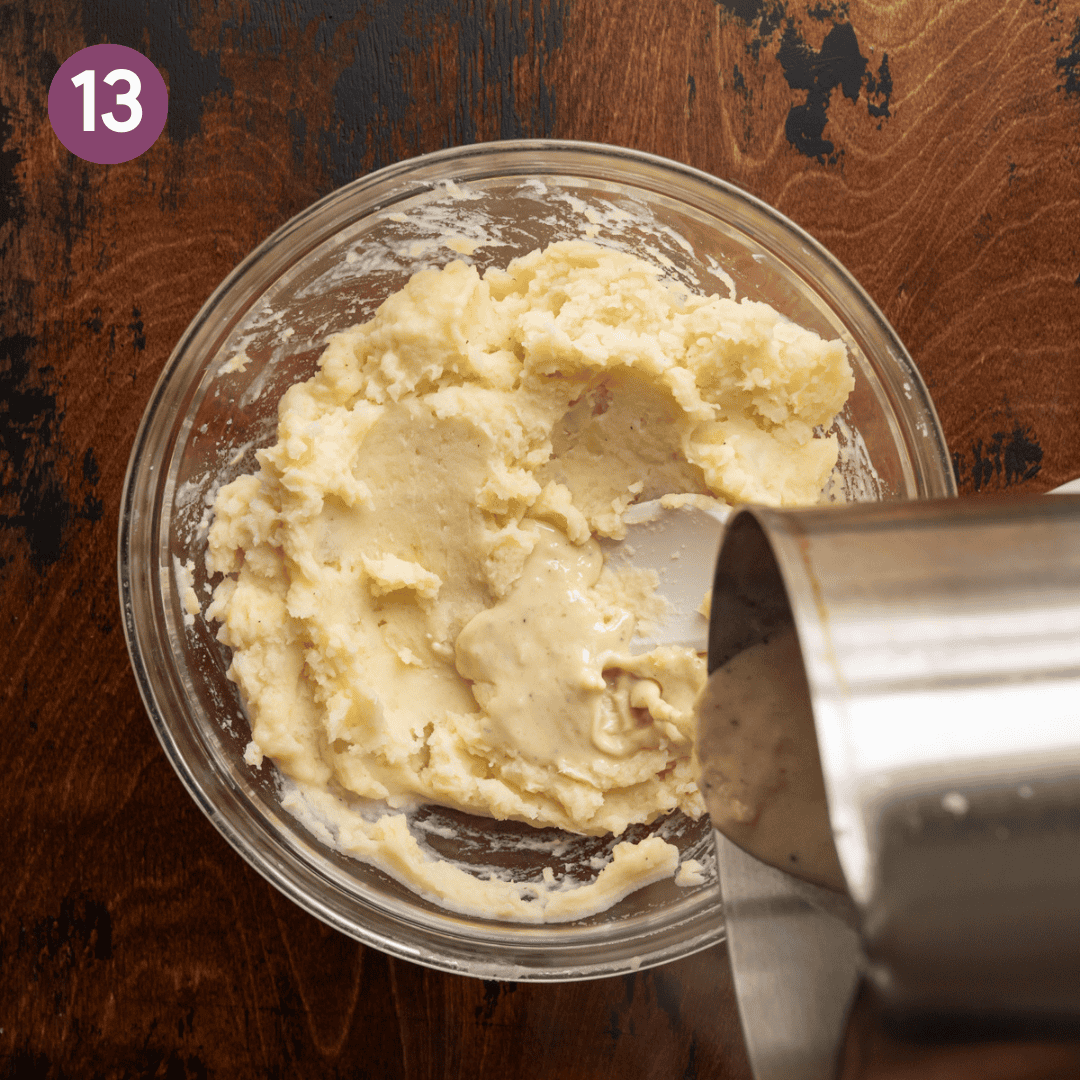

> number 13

[{"left": 70, "top": 67, "right": 143, "bottom": 133}]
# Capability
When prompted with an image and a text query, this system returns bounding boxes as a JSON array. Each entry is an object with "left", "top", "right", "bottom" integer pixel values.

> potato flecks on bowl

[{"left": 205, "top": 240, "right": 854, "bottom": 920}]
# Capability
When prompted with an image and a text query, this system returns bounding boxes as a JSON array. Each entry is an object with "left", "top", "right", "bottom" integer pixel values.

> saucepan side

[{"left": 708, "top": 494, "right": 1080, "bottom": 1025}]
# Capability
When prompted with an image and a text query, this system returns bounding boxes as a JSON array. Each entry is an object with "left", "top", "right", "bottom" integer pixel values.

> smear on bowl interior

[{"left": 205, "top": 239, "right": 854, "bottom": 922}]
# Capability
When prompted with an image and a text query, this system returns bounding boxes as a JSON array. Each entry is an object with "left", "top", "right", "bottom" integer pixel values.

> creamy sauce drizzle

[{"left": 456, "top": 524, "right": 651, "bottom": 769}]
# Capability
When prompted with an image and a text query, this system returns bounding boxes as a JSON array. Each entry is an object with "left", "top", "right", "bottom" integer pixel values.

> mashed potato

[{"left": 206, "top": 240, "right": 853, "bottom": 920}]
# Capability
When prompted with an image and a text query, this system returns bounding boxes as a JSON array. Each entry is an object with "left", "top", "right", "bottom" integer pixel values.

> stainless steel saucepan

[{"left": 701, "top": 482, "right": 1080, "bottom": 1078}]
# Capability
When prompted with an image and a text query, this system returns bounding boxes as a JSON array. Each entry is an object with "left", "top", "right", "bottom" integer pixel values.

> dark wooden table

[{"left": 3, "top": 2, "right": 1080, "bottom": 1077}]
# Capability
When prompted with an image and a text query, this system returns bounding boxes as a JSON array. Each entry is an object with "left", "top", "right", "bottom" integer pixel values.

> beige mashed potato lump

[{"left": 206, "top": 240, "right": 854, "bottom": 921}]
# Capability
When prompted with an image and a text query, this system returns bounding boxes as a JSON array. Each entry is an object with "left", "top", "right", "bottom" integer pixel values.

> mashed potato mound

[{"left": 206, "top": 240, "right": 853, "bottom": 920}]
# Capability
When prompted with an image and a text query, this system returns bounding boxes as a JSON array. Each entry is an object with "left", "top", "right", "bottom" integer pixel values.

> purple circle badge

[{"left": 48, "top": 44, "right": 168, "bottom": 165}]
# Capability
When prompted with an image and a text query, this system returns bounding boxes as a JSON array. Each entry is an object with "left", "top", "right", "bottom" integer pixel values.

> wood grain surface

[{"left": 2, "top": 1, "right": 1079, "bottom": 1077}]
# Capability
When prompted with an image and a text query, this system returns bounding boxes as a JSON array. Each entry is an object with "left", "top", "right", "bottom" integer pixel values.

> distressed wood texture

[{"left": 2, "top": 1, "right": 1080, "bottom": 1077}]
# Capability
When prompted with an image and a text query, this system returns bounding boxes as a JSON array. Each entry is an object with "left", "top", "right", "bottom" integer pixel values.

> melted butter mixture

[
  {"left": 456, "top": 524, "right": 637, "bottom": 768},
  {"left": 207, "top": 240, "right": 854, "bottom": 920},
  {"left": 696, "top": 625, "right": 845, "bottom": 891},
  {"left": 457, "top": 523, "right": 698, "bottom": 774}
]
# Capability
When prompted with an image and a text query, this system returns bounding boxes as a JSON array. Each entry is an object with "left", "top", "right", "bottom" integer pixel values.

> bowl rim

[{"left": 118, "top": 138, "right": 956, "bottom": 982}]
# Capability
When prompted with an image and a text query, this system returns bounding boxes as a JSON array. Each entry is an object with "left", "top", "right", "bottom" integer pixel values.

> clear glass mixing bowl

[{"left": 118, "top": 140, "right": 955, "bottom": 980}]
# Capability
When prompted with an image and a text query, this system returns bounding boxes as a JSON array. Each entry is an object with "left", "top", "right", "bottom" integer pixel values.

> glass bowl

[{"left": 119, "top": 140, "right": 955, "bottom": 981}]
